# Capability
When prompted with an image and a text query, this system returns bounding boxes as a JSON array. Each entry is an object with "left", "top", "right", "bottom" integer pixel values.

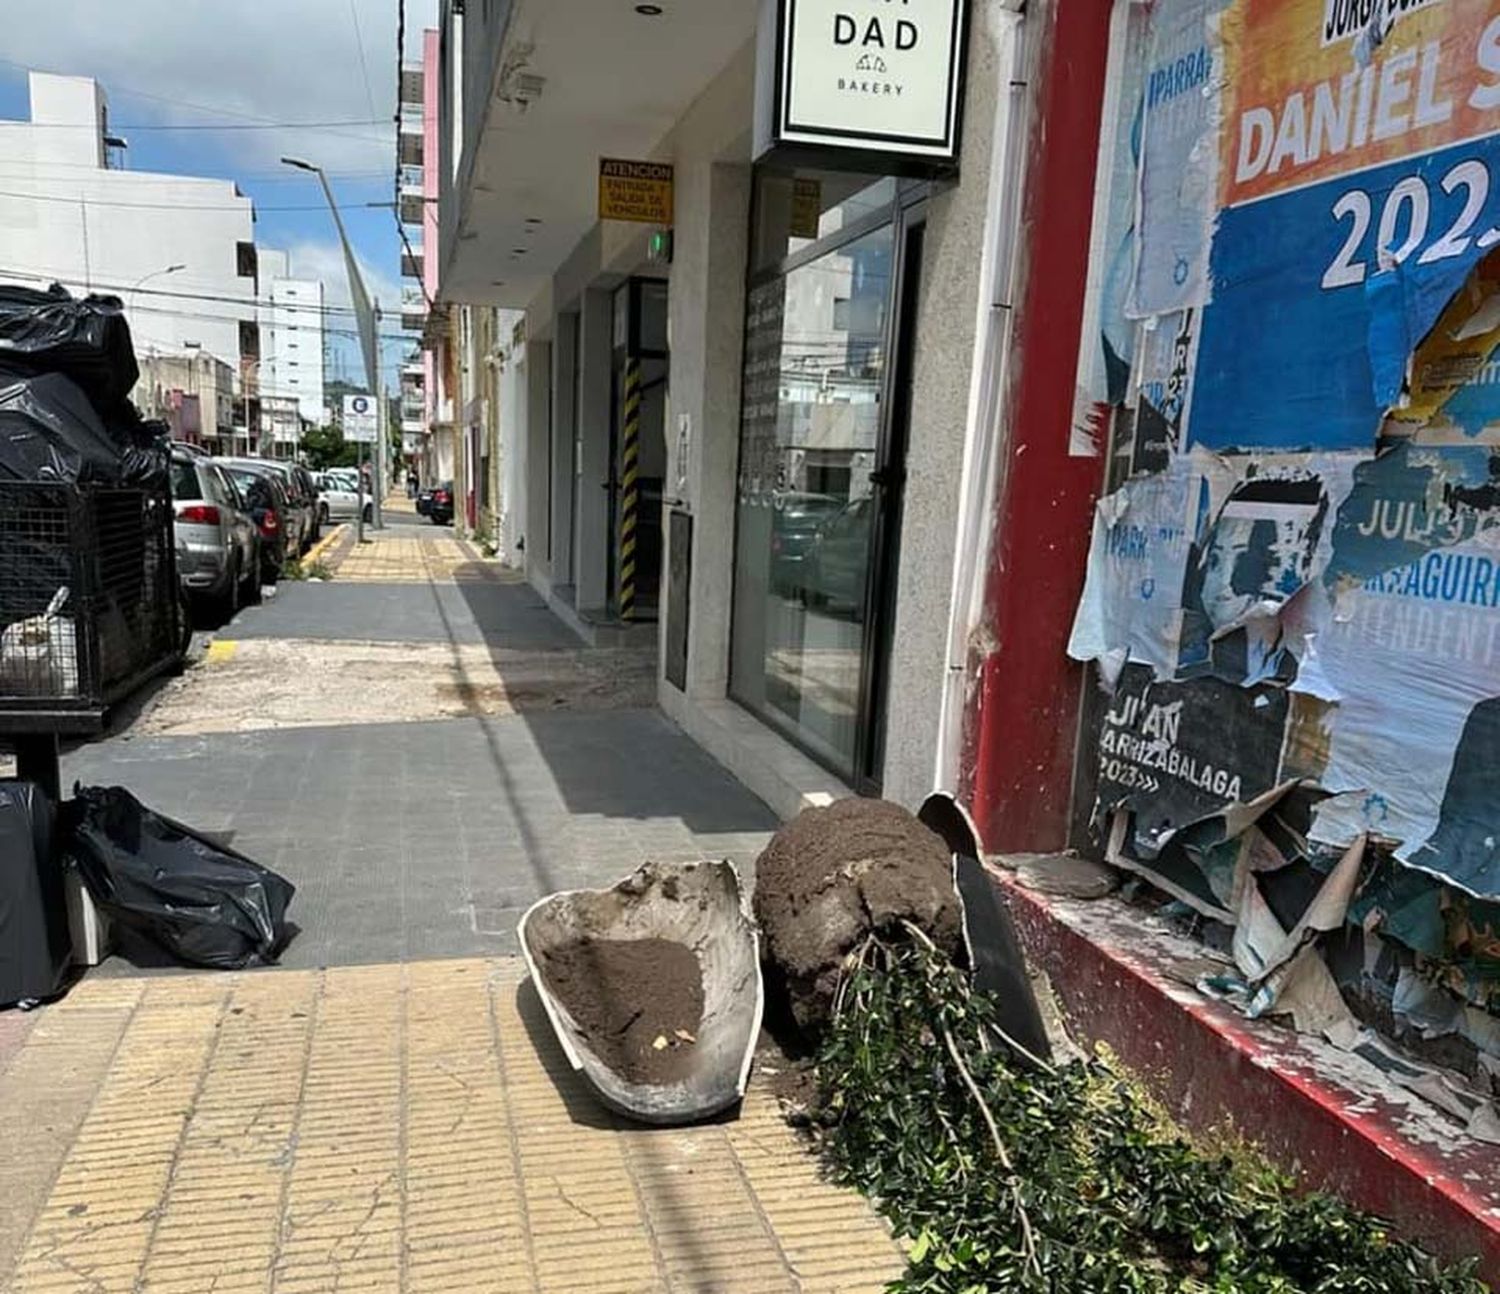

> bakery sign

[{"left": 758, "top": 0, "right": 970, "bottom": 168}]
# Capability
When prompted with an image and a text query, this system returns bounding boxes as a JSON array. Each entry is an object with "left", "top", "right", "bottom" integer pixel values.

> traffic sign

[{"left": 343, "top": 393, "right": 378, "bottom": 444}]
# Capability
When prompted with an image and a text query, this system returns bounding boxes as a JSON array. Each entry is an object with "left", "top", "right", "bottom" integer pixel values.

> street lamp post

[
  {"left": 282, "top": 156, "right": 384, "bottom": 531},
  {"left": 127, "top": 263, "right": 185, "bottom": 350},
  {"left": 242, "top": 357, "right": 265, "bottom": 456}
]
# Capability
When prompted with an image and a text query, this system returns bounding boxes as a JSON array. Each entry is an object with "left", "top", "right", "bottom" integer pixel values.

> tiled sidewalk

[
  {"left": 3, "top": 960, "right": 904, "bottom": 1293},
  {"left": 333, "top": 527, "right": 497, "bottom": 585}
]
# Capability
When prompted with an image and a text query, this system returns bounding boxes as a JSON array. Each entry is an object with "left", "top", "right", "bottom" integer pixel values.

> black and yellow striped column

[{"left": 619, "top": 357, "right": 641, "bottom": 621}]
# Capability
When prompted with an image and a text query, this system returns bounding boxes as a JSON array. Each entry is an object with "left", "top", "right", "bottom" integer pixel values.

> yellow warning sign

[
  {"left": 599, "top": 158, "right": 674, "bottom": 226},
  {"left": 789, "top": 178, "right": 822, "bottom": 240}
]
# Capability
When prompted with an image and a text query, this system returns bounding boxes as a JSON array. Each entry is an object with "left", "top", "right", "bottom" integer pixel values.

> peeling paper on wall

[
  {"left": 1069, "top": 451, "right": 1364, "bottom": 689},
  {"left": 1130, "top": 0, "right": 1225, "bottom": 318},
  {"left": 1279, "top": 444, "right": 1500, "bottom": 899}
]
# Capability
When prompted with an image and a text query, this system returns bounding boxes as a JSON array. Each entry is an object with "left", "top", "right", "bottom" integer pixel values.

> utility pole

[
  {"left": 282, "top": 155, "right": 383, "bottom": 530},
  {"left": 373, "top": 303, "right": 385, "bottom": 531}
]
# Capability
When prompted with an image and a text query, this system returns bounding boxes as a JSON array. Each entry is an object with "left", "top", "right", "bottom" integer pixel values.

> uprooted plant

[{"left": 814, "top": 925, "right": 1487, "bottom": 1293}]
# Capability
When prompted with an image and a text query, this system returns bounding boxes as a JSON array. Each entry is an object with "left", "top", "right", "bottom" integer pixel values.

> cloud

[
  {"left": 280, "top": 237, "right": 412, "bottom": 391},
  {"left": 283, "top": 236, "right": 404, "bottom": 317},
  {"left": 3, "top": 0, "right": 440, "bottom": 174}
]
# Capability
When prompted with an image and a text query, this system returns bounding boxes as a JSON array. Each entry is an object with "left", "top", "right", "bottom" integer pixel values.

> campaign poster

[
  {"left": 1187, "top": 0, "right": 1500, "bottom": 451},
  {"left": 1132, "top": 0, "right": 1223, "bottom": 316},
  {"left": 1098, "top": 663, "right": 1293, "bottom": 854}
]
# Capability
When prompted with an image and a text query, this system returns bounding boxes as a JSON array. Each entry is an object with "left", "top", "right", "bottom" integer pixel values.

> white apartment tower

[{"left": 257, "top": 248, "right": 328, "bottom": 435}]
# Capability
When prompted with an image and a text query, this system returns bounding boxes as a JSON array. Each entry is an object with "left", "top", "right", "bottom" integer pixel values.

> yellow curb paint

[
  {"left": 303, "top": 523, "right": 347, "bottom": 569},
  {"left": 205, "top": 640, "right": 237, "bottom": 664}
]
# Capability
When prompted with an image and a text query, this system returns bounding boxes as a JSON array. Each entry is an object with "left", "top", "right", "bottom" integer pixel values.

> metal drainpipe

[{"left": 933, "top": 0, "right": 1034, "bottom": 796}]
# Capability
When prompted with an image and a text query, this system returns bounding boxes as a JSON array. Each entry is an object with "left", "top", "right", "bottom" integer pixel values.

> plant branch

[{"left": 940, "top": 1011, "right": 1040, "bottom": 1277}]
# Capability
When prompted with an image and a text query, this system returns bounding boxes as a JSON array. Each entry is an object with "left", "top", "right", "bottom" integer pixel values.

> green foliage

[
  {"left": 300, "top": 425, "right": 360, "bottom": 469},
  {"left": 280, "top": 558, "right": 332, "bottom": 582},
  {"left": 815, "top": 936, "right": 1487, "bottom": 1294}
]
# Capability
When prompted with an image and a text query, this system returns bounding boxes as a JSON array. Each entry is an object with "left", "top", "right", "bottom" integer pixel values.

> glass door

[{"left": 730, "top": 173, "right": 925, "bottom": 790}]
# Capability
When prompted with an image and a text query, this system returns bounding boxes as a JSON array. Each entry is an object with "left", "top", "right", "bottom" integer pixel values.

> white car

[{"left": 314, "top": 471, "right": 371, "bottom": 525}]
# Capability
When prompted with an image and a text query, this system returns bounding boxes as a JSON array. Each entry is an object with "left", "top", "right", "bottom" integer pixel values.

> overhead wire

[
  {"left": 15, "top": 118, "right": 388, "bottom": 132},
  {"left": 349, "top": 0, "right": 382, "bottom": 125},
  {"left": 0, "top": 187, "right": 393, "bottom": 214},
  {"left": 0, "top": 55, "right": 390, "bottom": 145},
  {"left": 0, "top": 265, "right": 419, "bottom": 337}
]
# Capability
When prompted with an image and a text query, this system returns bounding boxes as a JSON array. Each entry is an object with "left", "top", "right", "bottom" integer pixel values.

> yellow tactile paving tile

[
  {"left": 332, "top": 529, "right": 510, "bottom": 584},
  {"left": 5, "top": 957, "right": 904, "bottom": 1293}
]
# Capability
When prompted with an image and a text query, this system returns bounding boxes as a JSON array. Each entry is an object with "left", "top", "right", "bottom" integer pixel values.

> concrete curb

[
  {"left": 303, "top": 523, "right": 348, "bottom": 569},
  {"left": 992, "top": 867, "right": 1500, "bottom": 1282}
]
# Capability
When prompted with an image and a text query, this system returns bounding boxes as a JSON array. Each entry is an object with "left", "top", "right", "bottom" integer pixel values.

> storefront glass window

[
  {"left": 730, "top": 219, "right": 895, "bottom": 777},
  {"left": 751, "top": 172, "right": 896, "bottom": 275}
]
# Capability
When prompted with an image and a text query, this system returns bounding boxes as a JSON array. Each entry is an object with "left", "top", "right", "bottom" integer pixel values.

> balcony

[
  {"left": 401, "top": 286, "right": 428, "bottom": 332},
  {"left": 400, "top": 66, "right": 424, "bottom": 106},
  {"left": 401, "top": 250, "right": 424, "bottom": 280},
  {"left": 400, "top": 186, "right": 427, "bottom": 225},
  {"left": 399, "top": 126, "right": 424, "bottom": 168}
]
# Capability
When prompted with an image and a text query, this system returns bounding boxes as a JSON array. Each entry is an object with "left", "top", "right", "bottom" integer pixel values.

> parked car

[
  {"left": 219, "top": 459, "right": 312, "bottom": 556},
  {"left": 416, "top": 484, "right": 434, "bottom": 516},
  {"left": 429, "top": 481, "right": 454, "bottom": 526},
  {"left": 169, "top": 452, "right": 260, "bottom": 623},
  {"left": 802, "top": 495, "right": 874, "bottom": 616},
  {"left": 219, "top": 462, "right": 294, "bottom": 582},
  {"left": 289, "top": 464, "right": 322, "bottom": 546},
  {"left": 245, "top": 460, "right": 319, "bottom": 554},
  {"left": 770, "top": 491, "right": 842, "bottom": 596},
  {"left": 313, "top": 471, "right": 372, "bottom": 525}
]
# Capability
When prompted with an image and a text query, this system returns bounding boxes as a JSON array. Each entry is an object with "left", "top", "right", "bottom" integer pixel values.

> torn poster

[
  {"left": 1383, "top": 251, "right": 1500, "bottom": 443},
  {"left": 1188, "top": 0, "right": 1500, "bottom": 451},
  {"left": 1285, "top": 526, "right": 1500, "bottom": 898},
  {"left": 1070, "top": 451, "right": 1362, "bottom": 686},
  {"left": 1070, "top": 0, "right": 1152, "bottom": 457},
  {"left": 1098, "top": 663, "right": 1292, "bottom": 855},
  {"left": 1130, "top": 310, "right": 1200, "bottom": 475},
  {"left": 1068, "top": 455, "right": 1211, "bottom": 686},
  {"left": 1130, "top": 0, "right": 1223, "bottom": 317},
  {"left": 1324, "top": 439, "right": 1500, "bottom": 587}
]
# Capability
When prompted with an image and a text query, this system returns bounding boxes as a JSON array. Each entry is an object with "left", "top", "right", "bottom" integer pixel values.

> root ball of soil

[{"left": 753, "top": 798, "right": 962, "bottom": 1036}]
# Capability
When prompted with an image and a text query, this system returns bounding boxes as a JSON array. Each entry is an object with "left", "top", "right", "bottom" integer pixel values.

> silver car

[
  {"left": 170, "top": 454, "right": 261, "bottom": 624},
  {"left": 313, "top": 471, "right": 371, "bottom": 525}
]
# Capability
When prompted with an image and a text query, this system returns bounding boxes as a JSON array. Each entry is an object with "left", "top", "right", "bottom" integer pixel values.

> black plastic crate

[{"left": 0, "top": 481, "right": 181, "bottom": 732}]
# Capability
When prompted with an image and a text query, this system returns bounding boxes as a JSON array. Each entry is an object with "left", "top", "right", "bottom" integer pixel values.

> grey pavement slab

[
  {"left": 230, "top": 578, "right": 585, "bottom": 650},
  {"left": 64, "top": 708, "right": 777, "bottom": 972}
]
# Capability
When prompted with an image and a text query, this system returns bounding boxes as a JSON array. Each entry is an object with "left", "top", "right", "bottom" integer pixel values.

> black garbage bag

[
  {"left": 64, "top": 786, "right": 295, "bottom": 970},
  {"left": 110, "top": 412, "right": 172, "bottom": 490},
  {"left": 0, "top": 780, "right": 70, "bottom": 1007},
  {"left": 0, "top": 284, "right": 139, "bottom": 413},
  {"left": 0, "top": 369, "right": 129, "bottom": 484}
]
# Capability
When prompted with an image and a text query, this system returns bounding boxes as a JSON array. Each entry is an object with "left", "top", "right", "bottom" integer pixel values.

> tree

[{"left": 300, "top": 424, "right": 360, "bottom": 469}]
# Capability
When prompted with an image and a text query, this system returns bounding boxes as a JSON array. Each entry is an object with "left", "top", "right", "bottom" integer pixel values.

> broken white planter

[{"left": 519, "top": 860, "right": 764, "bottom": 1125}]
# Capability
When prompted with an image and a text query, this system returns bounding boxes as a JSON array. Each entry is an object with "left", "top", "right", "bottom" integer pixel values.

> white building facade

[
  {"left": 0, "top": 72, "right": 259, "bottom": 389},
  {"left": 256, "top": 247, "right": 328, "bottom": 439}
]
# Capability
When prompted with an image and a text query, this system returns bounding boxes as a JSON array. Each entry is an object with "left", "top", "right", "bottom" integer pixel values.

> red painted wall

[{"left": 965, "top": 0, "right": 1114, "bottom": 853}]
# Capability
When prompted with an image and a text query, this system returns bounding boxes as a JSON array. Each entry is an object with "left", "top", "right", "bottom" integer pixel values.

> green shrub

[{"left": 815, "top": 932, "right": 1486, "bottom": 1294}]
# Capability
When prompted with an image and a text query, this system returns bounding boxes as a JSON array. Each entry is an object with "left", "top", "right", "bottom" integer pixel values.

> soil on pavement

[{"left": 134, "top": 639, "right": 657, "bottom": 735}]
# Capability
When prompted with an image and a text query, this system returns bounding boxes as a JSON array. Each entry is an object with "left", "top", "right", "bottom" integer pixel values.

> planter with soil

[{"left": 520, "top": 859, "right": 763, "bottom": 1124}]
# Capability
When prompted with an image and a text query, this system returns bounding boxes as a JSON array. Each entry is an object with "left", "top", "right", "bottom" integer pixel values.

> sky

[{"left": 0, "top": 0, "right": 439, "bottom": 392}]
